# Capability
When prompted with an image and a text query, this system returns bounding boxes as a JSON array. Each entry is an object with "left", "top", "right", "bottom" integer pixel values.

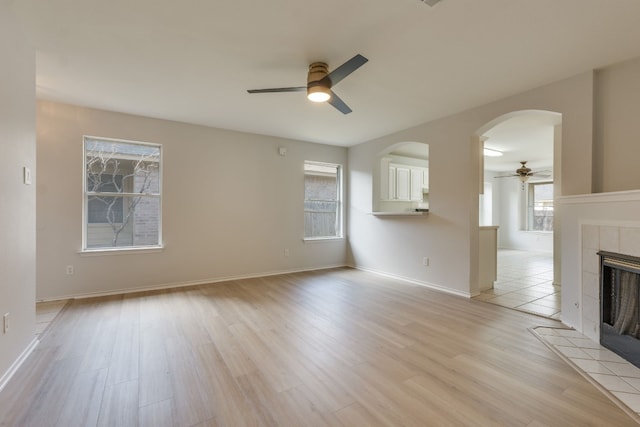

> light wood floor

[{"left": 1, "top": 268, "right": 637, "bottom": 426}]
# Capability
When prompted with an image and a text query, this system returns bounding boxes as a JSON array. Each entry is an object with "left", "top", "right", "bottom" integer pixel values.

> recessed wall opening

[
  {"left": 372, "top": 141, "right": 429, "bottom": 214},
  {"left": 474, "top": 110, "right": 561, "bottom": 318}
]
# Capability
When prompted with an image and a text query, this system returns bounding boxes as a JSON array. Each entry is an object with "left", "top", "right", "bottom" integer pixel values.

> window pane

[
  {"left": 85, "top": 138, "right": 160, "bottom": 195},
  {"left": 86, "top": 195, "right": 160, "bottom": 248},
  {"left": 529, "top": 182, "right": 553, "bottom": 231},
  {"left": 84, "top": 137, "right": 161, "bottom": 250},
  {"left": 87, "top": 195, "right": 124, "bottom": 223}
]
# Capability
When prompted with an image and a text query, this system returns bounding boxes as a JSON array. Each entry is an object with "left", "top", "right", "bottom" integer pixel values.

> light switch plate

[
  {"left": 23, "top": 167, "right": 32, "bottom": 185},
  {"left": 3, "top": 313, "right": 9, "bottom": 334}
]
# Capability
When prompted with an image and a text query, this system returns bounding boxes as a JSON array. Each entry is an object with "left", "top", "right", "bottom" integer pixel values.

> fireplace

[{"left": 599, "top": 250, "right": 640, "bottom": 368}]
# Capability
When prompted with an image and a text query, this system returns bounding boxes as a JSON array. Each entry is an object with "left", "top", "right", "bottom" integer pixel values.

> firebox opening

[{"left": 599, "top": 251, "right": 640, "bottom": 368}]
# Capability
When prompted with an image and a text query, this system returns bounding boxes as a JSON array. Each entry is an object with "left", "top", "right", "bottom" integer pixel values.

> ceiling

[
  {"left": 10, "top": 0, "right": 640, "bottom": 147},
  {"left": 483, "top": 111, "right": 560, "bottom": 173}
]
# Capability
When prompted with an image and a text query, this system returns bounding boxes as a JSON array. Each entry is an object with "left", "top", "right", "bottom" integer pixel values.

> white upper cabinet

[
  {"left": 383, "top": 160, "right": 428, "bottom": 202},
  {"left": 373, "top": 143, "right": 429, "bottom": 214}
]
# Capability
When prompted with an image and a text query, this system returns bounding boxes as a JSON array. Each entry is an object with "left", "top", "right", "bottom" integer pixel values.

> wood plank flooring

[{"left": 1, "top": 268, "right": 637, "bottom": 426}]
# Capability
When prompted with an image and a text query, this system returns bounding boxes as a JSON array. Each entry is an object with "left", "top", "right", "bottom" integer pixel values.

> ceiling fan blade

[
  {"left": 247, "top": 87, "right": 306, "bottom": 94},
  {"left": 323, "top": 54, "right": 368, "bottom": 87},
  {"left": 327, "top": 90, "right": 352, "bottom": 114}
]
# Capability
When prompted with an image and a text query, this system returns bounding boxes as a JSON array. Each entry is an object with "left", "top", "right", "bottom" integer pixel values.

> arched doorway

[{"left": 475, "top": 110, "right": 562, "bottom": 319}]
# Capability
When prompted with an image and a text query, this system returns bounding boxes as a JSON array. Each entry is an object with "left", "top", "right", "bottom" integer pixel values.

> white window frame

[
  {"left": 82, "top": 136, "right": 163, "bottom": 252},
  {"left": 303, "top": 161, "right": 344, "bottom": 241},
  {"left": 526, "top": 180, "right": 553, "bottom": 232}
]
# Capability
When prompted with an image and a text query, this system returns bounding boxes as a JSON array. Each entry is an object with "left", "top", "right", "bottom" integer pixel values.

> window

[
  {"left": 83, "top": 136, "right": 161, "bottom": 250},
  {"left": 304, "top": 161, "right": 342, "bottom": 239},
  {"left": 527, "top": 181, "right": 553, "bottom": 232}
]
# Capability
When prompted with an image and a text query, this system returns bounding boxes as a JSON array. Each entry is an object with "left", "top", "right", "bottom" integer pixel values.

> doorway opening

[{"left": 475, "top": 110, "right": 561, "bottom": 319}]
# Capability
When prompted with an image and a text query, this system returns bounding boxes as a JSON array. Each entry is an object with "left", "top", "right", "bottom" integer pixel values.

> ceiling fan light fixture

[
  {"left": 247, "top": 55, "right": 367, "bottom": 114},
  {"left": 519, "top": 174, "right": 530, "bottom": 183},
  {"left": 307, "top": 85, "right": 331, "bottom": 103}
]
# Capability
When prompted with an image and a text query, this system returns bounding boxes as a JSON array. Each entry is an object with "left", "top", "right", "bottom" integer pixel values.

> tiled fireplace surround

[
  {"left": 559, "top": 190, "right": 640, "bottom": 342},
  {"left": 553, "top": 190, "right": 640, "bottom": 417},
  {"left": 580, "top": 223, "right": 640, "bottom": 342}
]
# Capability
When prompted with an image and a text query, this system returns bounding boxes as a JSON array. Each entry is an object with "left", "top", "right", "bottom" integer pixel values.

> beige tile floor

[
  {"left": 35, "top": 300, "right": 70, "bottom": 336},
  {"left": 533, "top": 326, "right": 640, "bottom": 422},
  {"left": 475, "top": 249, "right": 560, "bottom": 319}
]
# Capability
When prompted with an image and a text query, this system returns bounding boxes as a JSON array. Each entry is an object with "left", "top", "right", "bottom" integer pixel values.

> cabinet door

[
  {"left": 410, "top": 168, "right": 424, "bottom": 201},
  {"left": 395, "top": 167, "right": 410, "bottom": 201},
  {"left": 388, "top": 166, "right": 396, "bottom": 200},
  {"left": 422, "top": 168, "right": 429, "bottom": 191}
]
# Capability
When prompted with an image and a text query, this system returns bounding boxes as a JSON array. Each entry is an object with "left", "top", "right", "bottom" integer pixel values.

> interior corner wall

[
  {"left": 348, "top": 71, "right": 594, "bottom": 297},
  {"left": 0, "top": 8, "right": 37, "bottom": 383},
  {"left": 36, "top": 101, "right": 348, "bottom": 300},
  {"left": 594, "top": 56, "right": 640, "bottom": 193}
]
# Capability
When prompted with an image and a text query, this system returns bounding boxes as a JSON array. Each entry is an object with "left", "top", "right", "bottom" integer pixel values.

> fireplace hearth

[{"left": 600, "top": 251, "right": 640, "bottom": 368}]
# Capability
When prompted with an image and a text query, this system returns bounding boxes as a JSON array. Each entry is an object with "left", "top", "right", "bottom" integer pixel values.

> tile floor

[
  {"left": 475, "top": 249, "right": 560, "bottom": 319},
  {"left": 35, "top": 300, "right": 69, "bottom": 336},
  {"left": 533, "top": 326, "right": 640, "bottom": 422}
]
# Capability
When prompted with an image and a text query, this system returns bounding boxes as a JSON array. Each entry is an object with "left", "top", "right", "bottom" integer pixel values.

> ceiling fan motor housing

[
  {"left": 306, "top": 62, "right": 331, "bottom": 102},
  {"left": 307, "top": 62, "right": 329, "bottom": 87},
  {"left": 516, "top": 161, "right": 531, "bottom": 176}
]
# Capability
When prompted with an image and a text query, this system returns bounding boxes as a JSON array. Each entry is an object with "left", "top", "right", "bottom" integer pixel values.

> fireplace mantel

[{"left": 558, "top": 189, "right": 640, "bottom": 205}]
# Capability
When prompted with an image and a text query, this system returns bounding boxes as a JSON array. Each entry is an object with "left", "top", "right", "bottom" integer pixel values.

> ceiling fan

[
  {"left": 495, "top": 161, "right": 551, "bottom": 183},
  {"left": 247, "top": 54, "right": 368, "bottom": 114}
]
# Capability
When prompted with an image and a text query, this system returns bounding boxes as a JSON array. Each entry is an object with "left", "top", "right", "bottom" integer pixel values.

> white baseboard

[
  {"left": 36, "top": 264, "right": 349, "bottom": 302},
  {"left": 351, "top": 264, "right": 472, "bottom": 298},
  {"left": 0, "top": 337, "right": 39, "bottom": 393},
  {"left": 36, "top": 262, "right": 469, "bottom": 303}
]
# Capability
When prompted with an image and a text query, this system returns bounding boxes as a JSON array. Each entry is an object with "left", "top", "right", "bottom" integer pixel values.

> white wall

[
  {"left": 0, "top": 7, "right": 36, "bottom": 385},
  {"left": 594, "top": 57, "right": 640, "bottom": 193},
  {"left": 348, "top": 71, "right": 594, "bottom": 297},
  {"left": 36, "top": 101, "right": 348, "bottom": 300},
  {"left": 30, "top": 52, "right": 640, "bottom": 338}
]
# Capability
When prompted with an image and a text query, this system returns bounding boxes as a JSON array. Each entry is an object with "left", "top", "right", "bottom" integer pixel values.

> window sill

[
  {"left": 303, "top": 237, "right": 344, "bottom": 243},
  {"left": 371, "top": 211, "right": 428, "bottom": 216},
  {"left": 80, "top": 245, "right": 164, "bottom": 256}
]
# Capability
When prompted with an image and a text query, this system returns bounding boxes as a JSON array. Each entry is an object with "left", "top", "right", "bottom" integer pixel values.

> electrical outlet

[
  {"left": 284, "top": 248, "right": 290, "bottom": 257},
  {"left": 3, "top": 313, "right": 9, "bottom": 334},
  {"left": 422, "top": 257, "right": 430, "bottom": 266},
  {"left": 66, "top": 265, "right": 74, "bottom": 275}
]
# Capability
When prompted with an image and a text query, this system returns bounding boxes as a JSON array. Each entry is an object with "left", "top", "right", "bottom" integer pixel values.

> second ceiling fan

[
  {"left": 495, "top": 161, "right": 551, "bottom": 183},
  {"left": 247, "top": 54, "right": 368, "bottom": 114}
]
